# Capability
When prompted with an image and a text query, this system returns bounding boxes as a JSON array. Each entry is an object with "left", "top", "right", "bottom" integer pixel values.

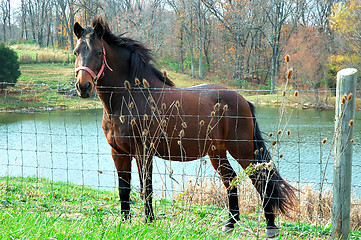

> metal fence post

[{"left": 332, "top": 68, "right": 357, "bottom": 239}]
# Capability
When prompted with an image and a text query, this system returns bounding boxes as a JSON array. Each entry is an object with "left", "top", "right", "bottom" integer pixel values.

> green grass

[
  {"left": 2, "top": 176, "right": 356, "bottom": 239},
  {"left": 0, "top": 63, "right": 100, "bottom": 111},
  {"left": 0, "top": 176, "right": 232, "bottom": 239}
]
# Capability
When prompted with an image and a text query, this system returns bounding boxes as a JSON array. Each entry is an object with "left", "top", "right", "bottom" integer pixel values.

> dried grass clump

[
  {"left": 292, "top": 184, "right": 332, "bottom": 226},
  {"left": 174, "top": 178, "right": 361, "bottom": 231},
  {"left": 175, "top": 178, "right": 227, "bottom": 207},
  {"left": 174, "top": 178, "right": 260, "bottom": 213},
  {"left": 350, "top": 196, "right": 361, "bottom": 230}
]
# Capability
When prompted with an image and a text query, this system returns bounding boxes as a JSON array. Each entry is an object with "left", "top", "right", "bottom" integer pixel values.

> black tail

[{"left": 248, "top": 101, "right": 296, "bottom": 215}]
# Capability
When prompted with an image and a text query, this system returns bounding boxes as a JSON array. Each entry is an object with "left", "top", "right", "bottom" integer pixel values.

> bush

[{"left": 0, "top": 43, "right": 21, "bottom": 89}]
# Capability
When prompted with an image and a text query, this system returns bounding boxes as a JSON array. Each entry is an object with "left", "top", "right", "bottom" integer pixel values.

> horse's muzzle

[{"left": 75, "top": 81, "right": 93, "bottom": 98}]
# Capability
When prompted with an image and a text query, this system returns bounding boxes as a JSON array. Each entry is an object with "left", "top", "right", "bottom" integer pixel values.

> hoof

[
  {"left": 221, "top": 225, "right": 234, "bottom": 234},
  {"left": 265, "top": 227, "right": 280, "bottom": 238}
]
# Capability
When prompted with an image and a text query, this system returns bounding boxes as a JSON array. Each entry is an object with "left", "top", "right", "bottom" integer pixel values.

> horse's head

[{"left": 73, "top": 21, "right": 111, "bottom": 98}]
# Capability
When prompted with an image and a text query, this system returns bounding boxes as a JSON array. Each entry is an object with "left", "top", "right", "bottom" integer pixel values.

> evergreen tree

[{"left": 0, "top": 43, "right": 21, "bottom": 89}]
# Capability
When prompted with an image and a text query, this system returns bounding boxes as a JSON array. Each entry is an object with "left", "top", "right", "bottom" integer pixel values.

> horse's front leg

[
  {"left": 136, "top": 156, "right": 154, "bottom": 222},
  {"left": 111, "top": 147, "right": 132, "bottom": 219}
]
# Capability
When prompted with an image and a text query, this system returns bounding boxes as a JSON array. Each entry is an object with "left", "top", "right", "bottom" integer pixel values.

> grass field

[
  {"left": 3, "top": 176, "right": 358, "bottom": 239},
  {"left": 0, "top": 62, "right": 341, "bottom": 111},
  {"left": 0, "top": 63, "right": 100, "bottom": 111}
]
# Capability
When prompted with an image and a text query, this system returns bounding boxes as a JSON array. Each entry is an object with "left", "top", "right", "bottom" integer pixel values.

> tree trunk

[
  {"left": 179, "top": 28, "right": 184, "bottom": 73},
  {"left": 197, "top": 0, "right": 203, "bottom": 79}
]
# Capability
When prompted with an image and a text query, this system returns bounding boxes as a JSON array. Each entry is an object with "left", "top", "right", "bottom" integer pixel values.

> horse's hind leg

[
  {"left": 228, "top": 143, "right": 280, "bottom": 237},
  {"left": 209, "top": 150, "right": 239, "bottom": 232}
]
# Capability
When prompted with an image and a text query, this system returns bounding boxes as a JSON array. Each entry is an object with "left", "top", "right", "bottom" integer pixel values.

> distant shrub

[{"left": 0, "top": 43, "right": 21, "bottom": 89}]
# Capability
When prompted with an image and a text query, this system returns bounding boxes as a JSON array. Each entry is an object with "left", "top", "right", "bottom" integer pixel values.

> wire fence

[{"left": 1, "top": 83, "right": 361, "bottom": 237}]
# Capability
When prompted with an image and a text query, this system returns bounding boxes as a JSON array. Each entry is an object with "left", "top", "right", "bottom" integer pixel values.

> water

[{"left": 1, "top": 106, "right": 360, "bottom": 197}]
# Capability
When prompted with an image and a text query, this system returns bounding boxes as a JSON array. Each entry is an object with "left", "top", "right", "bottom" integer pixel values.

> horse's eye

[{"left": 73, "top": 50, "right": 78, "bottom": 56}]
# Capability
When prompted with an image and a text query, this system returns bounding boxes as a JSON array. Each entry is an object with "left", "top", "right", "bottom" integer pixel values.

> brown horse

[{"left": 73, "top": 16, "right": 295, "bottom": 237}]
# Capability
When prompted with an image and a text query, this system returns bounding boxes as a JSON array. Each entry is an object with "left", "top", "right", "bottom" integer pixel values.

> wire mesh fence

[{"left": 1, "top": 83, "right": 361, "bottom": 238}]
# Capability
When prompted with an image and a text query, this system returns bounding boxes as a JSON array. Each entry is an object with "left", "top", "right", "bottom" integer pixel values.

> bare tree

[
  {"left": 0, "top": 0, "right": 10, "bottom": 42},
  {"left": 202, "top": 0, "right": 252, "bottom": 86},
  {"left": 258, "top": 0, "right": 299, "bottom": 92},
  {"left": 55, "top": 0, "right": 76, "bottom": 49},
  {"left": 168, "top": 0, "right": 196, "bottom": 77}
]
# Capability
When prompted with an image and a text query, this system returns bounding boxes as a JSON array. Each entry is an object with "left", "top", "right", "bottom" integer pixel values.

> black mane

[{"left": 92, "top": 16, "right": 175, "bottom": 87}]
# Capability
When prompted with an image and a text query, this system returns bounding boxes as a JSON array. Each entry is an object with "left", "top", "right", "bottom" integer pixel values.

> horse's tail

[{"left": 248, "top": 101, "right": 296, "bottom": 215}]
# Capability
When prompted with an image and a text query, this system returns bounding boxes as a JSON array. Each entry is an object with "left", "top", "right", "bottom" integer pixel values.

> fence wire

[{"left": 1, "top": 83, "right": 361, "bottom": 237}]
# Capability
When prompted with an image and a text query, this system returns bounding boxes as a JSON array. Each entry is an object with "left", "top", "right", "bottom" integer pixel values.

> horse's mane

[{"left": 92, "top": 16, "right": 175, "bottom": 87}]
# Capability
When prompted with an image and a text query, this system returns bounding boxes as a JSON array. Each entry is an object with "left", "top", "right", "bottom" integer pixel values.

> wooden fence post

[{"left": 332, "top": 68, "right": 357, "bottom": 239}]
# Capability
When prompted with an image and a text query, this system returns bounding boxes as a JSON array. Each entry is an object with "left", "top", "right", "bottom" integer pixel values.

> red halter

[{"left": 75, "top": 42, "right": 113, "bottom": 83}]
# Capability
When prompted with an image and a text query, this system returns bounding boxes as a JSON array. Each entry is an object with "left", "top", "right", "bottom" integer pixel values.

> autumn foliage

[{"left": 282, "top": 26, "right": 329, "bottom": 89}]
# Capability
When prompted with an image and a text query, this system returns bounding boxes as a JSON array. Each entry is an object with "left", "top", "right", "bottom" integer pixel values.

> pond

[{"left": 1, "top": 105, "right": 360, "bottom": 197}]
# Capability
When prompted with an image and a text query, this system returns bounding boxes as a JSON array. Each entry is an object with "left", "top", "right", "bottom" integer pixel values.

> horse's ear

[
  {"left": 74, "top": 22, "right": 84, "bottom": 39},
  {"left": 94, "top": 23, "right": 104, "bottom": 38}
]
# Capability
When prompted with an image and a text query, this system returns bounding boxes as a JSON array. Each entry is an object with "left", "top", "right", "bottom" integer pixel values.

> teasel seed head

[
  {"left": 181, "top": 122, "right": 187, "bottom": 128},
  {"left": 260, "top": 147, "right": 263, "bottom": 152},
  {"left": 142, "top": 129, "right": 148, "bottom": 136},
  {"left": 175, "top": 100, "right": 180, "bottom": 107},
  {"left": 282, "top": 90, "right": 286, "bottom": 97},
  {"left": 124, "top": 80, "right": 131, "bottom": 90},
  {"left": 199, "top": 120, "right": 205, "bottom": 126},
  {"left": 211, "top": 145, "right": 217, "bottom": 151},
  {"left": 279, "top": 154, "right": 283, "bottom": 158},
  {"left": 162, "top": 119, "right": 167, "bottom": 126},
  {"left": 214, "top": 103, "right": 220, "bottom": 111},
  {"left": 277, "top": 130, "right": 282, "bottom": 135},
  {"left": 135, "top": 78, "right": 140, "bottom": 86},
  {"left": 177, "top": 140, "right": 181, "bottom": 145},
  {"left": 143, "top": 79, "right": 149, "bottom": 88},
  {"left": 119, "top": 116, "right": 125, "bottom": 124},
  {"left": 130, "top": 119, "right": 136, "bottom": 126},
  {"left": 272, "top": 141, "right": 277, "bottom": 146},
  {"left": 211, "top": 111, "right": 216, "bottom": 117},
  {"left": 223, "top": 104, "right": 228, "bottom": 111},
  {"left": 129, "top": 102, "right": 134, "bottom": 109},
  {"left": 143, "top": 114, "right": 149, "bottom": 121},
  {"left": 294, "top": 91, "right": 298, "bottom": 97},
  {"left": 269, "top": 132, "right": 273, "bottom": 137},
  {"left": 350, "top": 139, "right": 354, "bottom": 143},
  {"left": 151, "top": 107, "right": 155, "bottom": 113},
  {"left": 98, "top": 170, "right": 103, "bottom": 174},
  {"left": 254, "top": 149, "right": 259, "bottom": 155},
  {"left": 286, "top": 69, "right": 293, "bottom": 79},
  {"left": 162, "top": 103, "right": 167, "bottom": 110},
  {"left": 349, "top": 119, "right": 354, "bottom": 126},
  {"left": 322, "top": 138, "right": 327, "bottom": 144},
  {"left": 163, "top": 70, "right": 167, "bottom": 78},
  {"left": 179, "top": 129, "right": 185, "bottom": 138},
  {"left": 285, "top": 55, "right": 290, "bottom": 63},
  {"left": 286, "top": 130, "right": 291, "bottom": 135},
  {"left": 341, "top": 95, "right": 347, "bottom": 104},
  {"left": 347, "top": 93, "right": 353, "bottom": 100},
  {"left": 150, "top": 142, "right": 154, "bottom": 148}
]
